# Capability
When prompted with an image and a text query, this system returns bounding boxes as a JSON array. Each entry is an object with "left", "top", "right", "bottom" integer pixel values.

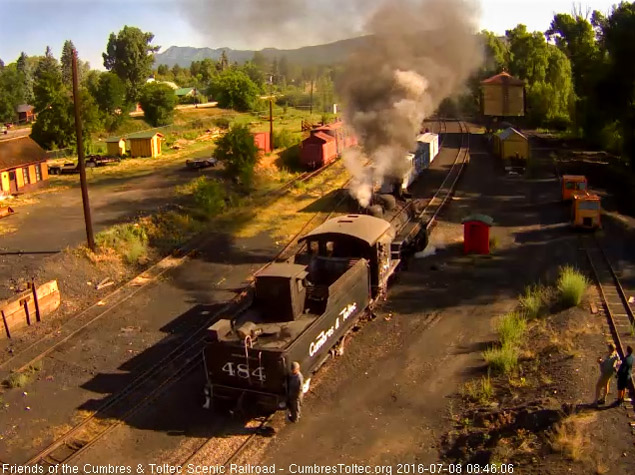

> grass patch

[
  {"left": 462, "top": 372, "right": 494, "bottom": 403},
  {"left": 4, "top": 361, "right": 44, "bottom": 389},
  {"left": 519, "top": 285, "right": 548, "bottom": 319},
  {"left": 96, "top": 223, "right": 149, "bottom": 265},
  {"left": 497, "top": 312, "right": 527, "bottom": 347},
  {"left": 483, "top": 343, "right": 519, "bottom": 375},
  {"left": 549, "top": 413, "right": 596, "bottom": 461},
  {"left": 557, "top": 266, "right": 589, "bottom": 308}
]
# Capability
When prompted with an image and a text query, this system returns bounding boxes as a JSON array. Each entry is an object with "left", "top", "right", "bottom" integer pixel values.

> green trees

[
  {"left": 103, "top": 26, "right": 159, "bottom": 102},
  {"left": 138, "top": 82, "right": 177, "bottom": 127},
  {"left": 505, "top": 24, "right": 575, "bottom": 128},
  {"left": 29, "top": 47, "right": 101, "bottom": 152},
  {"left": 214, "top": 125, "right": 260, "bottom": 189},
  {"left": 601, "top": 2, "right": 635, "bottom": 168},
  {"left": 92, "top": 72, "right": 128, "bottom": 131},
  {"left": 209, "top": 69, "right": 259, "bottom": 111},
  {"left": 0, "top": 66, "right": 23, "bottom": 122}
]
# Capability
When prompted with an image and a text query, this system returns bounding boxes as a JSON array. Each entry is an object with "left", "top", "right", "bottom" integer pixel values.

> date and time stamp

[{"left": 3, "top": 464, "right": 516, "bottom": 475}]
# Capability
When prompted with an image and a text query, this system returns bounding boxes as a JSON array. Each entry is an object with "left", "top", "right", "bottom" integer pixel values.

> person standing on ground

[
  {"left": 595, "top": 343, "right": 620, "bottom": 405},
  {"left": 616, "top": 346, "right": 633, "bottom": 405},
  {"left": 287, "top": 361, "right": 304, "bottom": 423}
]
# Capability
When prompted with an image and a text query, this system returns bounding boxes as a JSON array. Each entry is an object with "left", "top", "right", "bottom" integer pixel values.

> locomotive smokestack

[{"left": 338, "top": 0, "right": 484, "bottom": 206}]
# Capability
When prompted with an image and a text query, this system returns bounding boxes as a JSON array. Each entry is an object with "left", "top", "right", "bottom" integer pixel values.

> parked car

[
  {"left": 185, "top": 157, "right": 218, "bottom": 170},
  {"left": 1, "top": 126, "right": 7, "bottom": 135}
]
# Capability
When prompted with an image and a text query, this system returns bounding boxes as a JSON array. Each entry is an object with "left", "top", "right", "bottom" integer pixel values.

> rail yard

[
  {"left": 3, "top": 0, "right": 635, "bottom": 473},
  {"left": 1, "top": 116, "right": 633, "bottom": 474}
]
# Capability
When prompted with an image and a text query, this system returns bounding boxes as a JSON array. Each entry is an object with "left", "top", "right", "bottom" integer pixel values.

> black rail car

[{"left": 203, "top": 215, "right": 397, "bottom": 412}]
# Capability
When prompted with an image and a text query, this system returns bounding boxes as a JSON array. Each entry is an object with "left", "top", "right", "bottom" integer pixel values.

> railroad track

[
  {"left": 582, "top": 234, "right": 635, "bottom": 405},
  {"left": 178, "top": 413, "right": 275, "bottom": 468},
  {"left": 266, "top": 159, "right": 337, "bottom": 197}
]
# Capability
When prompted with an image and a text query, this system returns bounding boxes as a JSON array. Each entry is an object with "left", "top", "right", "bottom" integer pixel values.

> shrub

[
  {"left": 483, "top": 343, "right": 519, "bottom": 374},
  {"left": 189, "top": 177, "right": 226, "bottom": 218},
  {"left": 138, "top": 82, "right": 178, "bottom": 127},
  {"left": 4, "top": 363, "right": 42, "bottom": 389},
  {"left": 273, "top": 129, "right": 300, "bottom": 150},
  {"left": 96, "top": 223, "right": 149, "bottom": 264},
  {"left": 215, "top": 125, "right": 260, "bottom": 189},
  {"left": 144, "top": 211, "right": 201, "bottom": 252},
  {"left": 497, "top": 312, "right": 527, "bottom": 347},
  {"left": 557, "top": 266, "right": 589, "bottom": 308},
  {"left": 519, "top": 285, "right": 547, "bottom": 319},
  {"left": 213, "top": 117, "right": 231, "bottom": 130}
]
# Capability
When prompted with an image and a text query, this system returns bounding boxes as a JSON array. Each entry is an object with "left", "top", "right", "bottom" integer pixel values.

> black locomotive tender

[{"left": 203, "top": 134, "right": 443, "bottom": 413}]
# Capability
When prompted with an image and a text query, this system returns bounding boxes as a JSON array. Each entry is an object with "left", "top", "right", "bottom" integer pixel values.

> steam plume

[
  {"left": 181, "top": 0, "right": 378, "bottom": 49},
  {"left": 338, "top": 0, "right": 483, "bottom": 207}
]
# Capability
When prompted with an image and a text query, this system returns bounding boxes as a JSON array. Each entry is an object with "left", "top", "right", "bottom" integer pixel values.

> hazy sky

[{"left": 0, "top": 0, "right": 619, "bottom": 69}]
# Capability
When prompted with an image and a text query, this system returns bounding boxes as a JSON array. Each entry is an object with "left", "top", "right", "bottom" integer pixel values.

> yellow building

[
  {"left": 0, "top": 137, "right": 49, "bottom": 196},
  {"left": 105, "top": 137, "right": 126, "bottom": 157},
  {"left": 493, "top": 127, "right": 530, "bottom": 160},
  {"left": 127, "top": 132, "right": 163, "bottom": 158},
  {"left": 481, "top": 72, "right": 525, "bottom": 117}
]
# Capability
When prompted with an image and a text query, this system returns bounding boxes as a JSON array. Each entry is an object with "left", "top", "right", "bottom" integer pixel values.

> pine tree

[
  {"left": 61, "top": 40, "right": 75, "bottom": 88},
  {"left": 35, "top": 46, "right": 60, "bottom": 81},
  {"left": 16, "top": 52, "right": 34, "bottom": 105}
]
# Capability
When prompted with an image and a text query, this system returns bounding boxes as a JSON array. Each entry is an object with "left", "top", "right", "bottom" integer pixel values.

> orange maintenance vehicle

[
  {"left": 562, "top": 175, "right": 588, "bottom": 201},
  {"left": 571, "top": 191, "right": 601, "bottom": 230}
]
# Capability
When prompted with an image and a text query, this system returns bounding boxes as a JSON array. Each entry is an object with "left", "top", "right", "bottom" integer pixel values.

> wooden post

[
  {"left": 31, "top": 279, "right": 41, "bottom": 323},
  {"left": 1, "top": 310, "right": 10, "bottom": 339},
  {"left": 21, "top": 298, "right": 31, "bottom": 326}
]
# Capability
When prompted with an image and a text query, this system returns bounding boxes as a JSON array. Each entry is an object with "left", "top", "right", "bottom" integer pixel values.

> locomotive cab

[{"left": 297, "top": 214, "right": 397, "bottom": 299}]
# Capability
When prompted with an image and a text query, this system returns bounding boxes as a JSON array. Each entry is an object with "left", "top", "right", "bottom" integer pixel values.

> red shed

[
  {"left": 252, "top": 132, "right": 271, "bottom": 153},
  {"left": 300, "top": 131, "right": 337, "bottom": 169},
  {"left": 462, "top": 214, "right": 494, "bottom": 255}
]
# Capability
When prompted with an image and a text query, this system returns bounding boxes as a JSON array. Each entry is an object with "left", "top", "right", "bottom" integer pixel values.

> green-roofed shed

[
  {"left": 126, "top": 132, "right": 164, "bottom": 158},
  {"left": 105, "top": 136, "right": 126, "bottom": 157},
  {"left": 175, "top": 87, "right": 196, "bottom": 97}
]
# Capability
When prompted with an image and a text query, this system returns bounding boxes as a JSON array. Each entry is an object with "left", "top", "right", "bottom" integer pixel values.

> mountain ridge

[{"left": 153, "top": 36, "right": 369, "bottom": 68}]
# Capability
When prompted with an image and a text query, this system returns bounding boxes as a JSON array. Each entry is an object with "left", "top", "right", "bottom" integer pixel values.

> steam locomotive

[
  {"left": 202, "top": 132, "right": 441, "bottom": 414},
  {"left": 203, "top": 215, "right": 398, "bottom": 413}
]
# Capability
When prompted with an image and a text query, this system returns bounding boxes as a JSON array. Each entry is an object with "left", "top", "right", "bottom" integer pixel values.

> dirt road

[{"left": 0, "top": 155, "right": 216, "bottom": 296}]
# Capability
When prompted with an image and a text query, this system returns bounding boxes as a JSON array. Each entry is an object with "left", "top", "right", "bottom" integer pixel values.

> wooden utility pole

[
  {"left": 71, "top": 49, "right": 95, "bottom": 251},
  {"left": 269, "top": 98, "right": 274, "bottom": 151},
  {"left": 309, "top": 79, "right": 314, "bottom": 115}
]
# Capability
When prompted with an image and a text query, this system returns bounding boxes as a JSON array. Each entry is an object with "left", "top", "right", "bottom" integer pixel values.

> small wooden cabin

[
  {"left": 105, "top": 137, "right": 126, "bottom": 157},
  {"left": 0, "top": 137, "right": 49, "bottom": 195},
  {"left": 16, "top": 104, "right": 36, "bottom": 124},
  {"left": 481, "top": 72, "right": 525, "bottom": 117},
  {"left": 493, "top": 127, "right": 529, "bottom": 160},
  {"left": 126, "top": 132, "right": 163, "bottom": 158}
]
